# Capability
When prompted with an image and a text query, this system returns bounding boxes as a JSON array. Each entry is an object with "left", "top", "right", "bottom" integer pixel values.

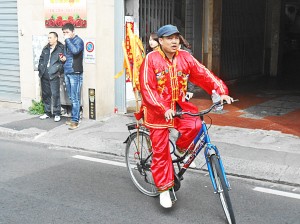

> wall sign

[
  {"left": 84, "top": 39, "right": 96, "bottom": 64},
  {"left": 44, "top": 0, "right": 87, "bottom": 28},
  {"left": 32, "top": 35, "right": 48, "bottom": 71}
]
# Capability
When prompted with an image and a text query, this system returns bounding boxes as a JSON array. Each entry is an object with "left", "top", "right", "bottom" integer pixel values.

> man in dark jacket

[
  {"left": 60, "top": 23, "right": 84, "bottom": 130},
  {"left": 38, "top": 32, "right": 64, "bottom": 122}
]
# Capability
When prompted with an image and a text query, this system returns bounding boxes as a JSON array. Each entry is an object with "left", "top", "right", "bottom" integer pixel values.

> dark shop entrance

[{"left": 279, "top": 0, "right": 300, "bottom": 88}]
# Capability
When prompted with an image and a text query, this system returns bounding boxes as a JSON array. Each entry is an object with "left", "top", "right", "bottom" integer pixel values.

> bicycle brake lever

[{"left": 221, "top": 99, "right": 239, "bottom": 106}]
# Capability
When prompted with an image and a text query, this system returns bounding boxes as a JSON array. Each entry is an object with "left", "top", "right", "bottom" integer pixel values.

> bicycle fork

[{"left": 205, "top": 144, "right": 231, "bottom": 193}]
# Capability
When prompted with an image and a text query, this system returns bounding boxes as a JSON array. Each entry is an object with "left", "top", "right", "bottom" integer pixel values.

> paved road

[{"left": 0, "top": 139, "right": 299, "bottom": 224}]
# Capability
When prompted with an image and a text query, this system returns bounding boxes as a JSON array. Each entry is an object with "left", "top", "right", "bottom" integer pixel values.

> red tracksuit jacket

[{"left": 139, "top": 48, "right": 228, "bottom": 128}]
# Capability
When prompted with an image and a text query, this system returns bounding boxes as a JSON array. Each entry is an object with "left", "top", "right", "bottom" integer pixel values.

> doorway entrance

[
  {"left": 279, "top": 0, "right": 300, "bottom": 88},
  {"left": 138, "top": 0, "right": 203, "bottom": 61}
]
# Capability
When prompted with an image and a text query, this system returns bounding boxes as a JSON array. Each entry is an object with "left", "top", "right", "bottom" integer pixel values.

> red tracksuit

[{"left": 139, "top": 48, "right": 228, "bottom": 191}]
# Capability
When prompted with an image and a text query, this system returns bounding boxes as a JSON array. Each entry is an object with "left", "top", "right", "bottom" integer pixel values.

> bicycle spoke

[
  {"left": 125, "top": 131, "right": 158, "bottom": 197},
  {"left": 210, "top": 155, "right": 236, "bottom": 224}
]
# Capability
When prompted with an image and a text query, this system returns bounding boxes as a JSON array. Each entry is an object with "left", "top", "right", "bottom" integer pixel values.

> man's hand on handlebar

[
  {"left": 165, "top": 96, "right": 236, "bottom": 120},
  {"left": 220, "top": 95, "right": 234, "bottom": 105},
  {"left": 165, "top": 109, "right": 175, "bottom": 121}
]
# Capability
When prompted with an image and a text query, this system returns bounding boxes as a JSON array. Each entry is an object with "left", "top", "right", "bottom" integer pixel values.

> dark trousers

[{"left": 41, "top": 71, "right": 61, "bottom": 116}]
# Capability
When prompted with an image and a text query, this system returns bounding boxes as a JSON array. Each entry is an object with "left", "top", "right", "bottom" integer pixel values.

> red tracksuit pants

[{"left": 149, "top": 115, "right": 201, "bottom": 192}]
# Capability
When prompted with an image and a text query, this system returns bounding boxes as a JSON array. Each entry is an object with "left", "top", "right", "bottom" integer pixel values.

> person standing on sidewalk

[
  {"left": 139, "top": 24, "right": 233, "bottom": 208},
  {"left": 60, "top": 23, "right": 84, "bottom": 130},
  {"left": 38, "top": 32, "right": 64, "bottom": 122}
]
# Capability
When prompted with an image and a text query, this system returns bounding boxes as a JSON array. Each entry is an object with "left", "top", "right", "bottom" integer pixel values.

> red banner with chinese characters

[
  {"left": 125, "top": 22, "right": 134, "bottom": 82},
  {"left": 114, "top": 20, "right": 145, "bottom": 91},
  {"left": 44, "top": 0, "right": 87, "bottom": 28}
]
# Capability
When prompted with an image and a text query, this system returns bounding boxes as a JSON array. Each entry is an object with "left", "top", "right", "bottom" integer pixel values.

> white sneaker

[
  {"left": 39, "top": 114, "right": 50, "bottom": 120},
  {"left": 175, "top": 146, "right": 196, "bottom": 168},
  {"left": 174, "top": 147, "right": 185, "bottom": 157},
  {"left": 54, "top": 116, "right": 61, "bottom": 122},
  {"left": 159, "top": 190, "right": 172, "bottom": 208}
]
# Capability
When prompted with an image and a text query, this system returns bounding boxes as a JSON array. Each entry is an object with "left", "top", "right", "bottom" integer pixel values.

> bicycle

[{"left": 125, "top": 100, "right": 238, "bottom": 224}]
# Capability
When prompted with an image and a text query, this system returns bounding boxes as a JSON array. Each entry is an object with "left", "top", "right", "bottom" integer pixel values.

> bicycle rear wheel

[
  {"left": 210, "top": 155, "right": 236, "bottom": 224},
  {"left": 125, "top": 131, "right": 159, "bottom": 197}
]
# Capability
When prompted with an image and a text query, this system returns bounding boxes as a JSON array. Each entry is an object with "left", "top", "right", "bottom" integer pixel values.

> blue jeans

[{"left": 64, "top": 73, "right": 83, "bottom": 122}]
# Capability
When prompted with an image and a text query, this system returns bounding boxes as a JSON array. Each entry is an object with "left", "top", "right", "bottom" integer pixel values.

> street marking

[
  {"left": 254, "top": 187, "right": 300, "bottom": 200},
  {"left": 72, "top": 155, "right": 126, "bottom": 167}
]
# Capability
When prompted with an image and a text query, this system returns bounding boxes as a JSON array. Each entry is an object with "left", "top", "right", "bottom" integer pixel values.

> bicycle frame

[
  {"left": 125, "top": 101, "right": 237, "bottom": 223},
  {"left": 175, "top": 120, "right": 231, "bottom": 193},
  {"left": 125, "top": 102, "right": 233, "bottom": 193}
]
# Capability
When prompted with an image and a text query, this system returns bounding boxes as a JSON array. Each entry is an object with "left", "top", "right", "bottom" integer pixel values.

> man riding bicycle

[{"left": 139, "top": 24, "right": 233, "bottom": 208}]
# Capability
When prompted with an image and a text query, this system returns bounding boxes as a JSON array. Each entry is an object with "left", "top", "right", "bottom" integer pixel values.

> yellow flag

[{"left": 115, "top": 23, "right": 145, "bottom": 91}]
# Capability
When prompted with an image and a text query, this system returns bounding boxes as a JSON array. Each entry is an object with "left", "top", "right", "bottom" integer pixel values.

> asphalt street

[
  {"left": 1, "top": 106, "right": 299, "bottom": 187},
  {"left": 1, "top": 139, "right": 299, "bottom": 224}
]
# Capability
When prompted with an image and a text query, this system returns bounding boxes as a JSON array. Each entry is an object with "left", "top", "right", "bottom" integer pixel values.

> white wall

[{"left": 17, "top": 0, "right": 115, "bottom": 119}]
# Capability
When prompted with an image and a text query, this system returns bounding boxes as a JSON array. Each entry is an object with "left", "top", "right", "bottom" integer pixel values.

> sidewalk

[
  {"left": 0, "top": 102, "right": 300, "bottom": 186},
  {"left": 191, "top": 82, "right": 300, "bottom": 137}
]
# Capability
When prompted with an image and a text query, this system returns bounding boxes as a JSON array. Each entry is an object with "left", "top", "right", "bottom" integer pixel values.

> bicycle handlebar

[{"left": 174, "top": 99, "right": 239, "bottom": 117}]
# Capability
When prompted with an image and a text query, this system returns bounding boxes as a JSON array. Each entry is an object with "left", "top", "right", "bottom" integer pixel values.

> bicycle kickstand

[{"left": 169, "top": 187, "right": 177, "bottom": 204}]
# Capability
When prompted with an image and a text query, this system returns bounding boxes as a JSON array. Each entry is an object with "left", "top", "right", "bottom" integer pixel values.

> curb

[
  {"left": 34, "top": 135, "right": 300, "bottom": 187},
  {"left": 0, "top": 127, "right": 42, "bottom": 140}
]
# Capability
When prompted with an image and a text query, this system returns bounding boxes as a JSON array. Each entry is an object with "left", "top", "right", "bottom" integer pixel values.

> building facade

[
  {"left": 134, "top": 0, "right": 287, "bottom": 81},
  {"left": 0, "top": 0, "right": 122, "bottom": 120},
  {"left": 0, "top": 0, "right": 297, "bottom": 118}
]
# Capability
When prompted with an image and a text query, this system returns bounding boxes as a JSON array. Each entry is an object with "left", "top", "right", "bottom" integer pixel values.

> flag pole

[{"left": 115, "top": 23, "right": 146, "bottom": 152}]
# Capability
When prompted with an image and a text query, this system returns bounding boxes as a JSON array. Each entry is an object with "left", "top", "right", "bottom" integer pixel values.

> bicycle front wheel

[
  {"left": 125, "top": 131, "right": 159, "bottom": 197},
  {"left": 210, "top": 155, "right": 236, "bottom": 224}
]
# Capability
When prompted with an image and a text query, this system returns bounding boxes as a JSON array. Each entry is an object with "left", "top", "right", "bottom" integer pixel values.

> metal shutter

[
  {"left": 139, "top": 0, "right": 175, "bottom": 44},
  {"left": 220, "top": 0, "right": 267, "bottom": 81},
  {"left": 183, "top": 0, "right": 204, "bottom": 62},
  {"left": 0, "top": 0, "right": 20, "bottom": 102}
]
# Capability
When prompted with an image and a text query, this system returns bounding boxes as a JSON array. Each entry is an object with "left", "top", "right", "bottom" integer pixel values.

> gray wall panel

[
  {"left": 0, "top": 0, "right": 20, "bottom": 102},
  {"left": 114, "top": 0, "right": 126, "bottom": 113}
]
